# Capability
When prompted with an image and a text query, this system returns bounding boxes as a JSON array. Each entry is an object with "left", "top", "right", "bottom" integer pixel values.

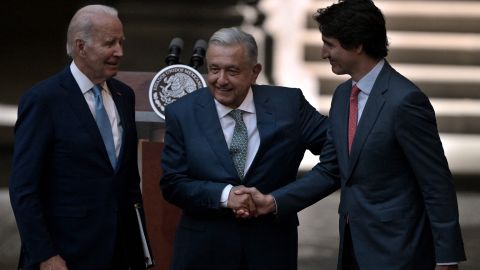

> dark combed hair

[{"left": 313, "top": 0, "right": 389, "bottom": 59}]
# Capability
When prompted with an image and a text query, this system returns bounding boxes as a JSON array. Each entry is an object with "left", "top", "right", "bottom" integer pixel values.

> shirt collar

[
  {"left": 352, "top": 59, "right": 385, "bottom": 95},
  {"left": 215, "top": 88, "right": 255, "bottom": 119},
  {"left": 70, "top": 61, "right": 107, "bottom": 94}
]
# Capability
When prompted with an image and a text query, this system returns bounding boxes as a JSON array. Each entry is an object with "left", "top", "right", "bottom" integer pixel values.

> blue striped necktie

[
  {"left": 229, "top": 109, "right": 248, "bottom": 180},
  {"left": 91, "top": 85, "right": 117, "bottom": 169}
]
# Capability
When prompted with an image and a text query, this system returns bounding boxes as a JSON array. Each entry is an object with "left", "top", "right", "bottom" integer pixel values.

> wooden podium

[{"left": 116, "top": 71, "right": 181, "bottom": 270}]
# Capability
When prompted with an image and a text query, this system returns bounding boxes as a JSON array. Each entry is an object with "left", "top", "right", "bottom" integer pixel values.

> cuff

[
  {"left": 271, "top": 195, "right": 278, "bottom": 215},
  {"left": 437, "top": 262, "right": 458, "bottom": 265},
  {"left": 220, "top": 184, "right": 233, "bottom": 208}
]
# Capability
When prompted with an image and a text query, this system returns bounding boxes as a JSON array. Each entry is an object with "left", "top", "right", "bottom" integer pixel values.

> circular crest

[{"left": 149, "top": 64, "right": 207, "bottom": 119}]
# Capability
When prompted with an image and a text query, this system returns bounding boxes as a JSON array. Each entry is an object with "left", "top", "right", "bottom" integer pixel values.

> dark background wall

[{"left": 0, "top": 0, "right": 251, "bottom": 187}]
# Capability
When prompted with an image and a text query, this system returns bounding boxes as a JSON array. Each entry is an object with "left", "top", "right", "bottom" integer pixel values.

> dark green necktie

[{"left": 229, "top": 109, "right": 248, "bottom": 179}]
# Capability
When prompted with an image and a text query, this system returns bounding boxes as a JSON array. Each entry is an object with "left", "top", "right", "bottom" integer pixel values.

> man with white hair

[
  {"left": 160, "top": 27, "right": 333, "bottom": 270},
  {"left": 10, "top": 5, "right": 147, "bottom": 270}
]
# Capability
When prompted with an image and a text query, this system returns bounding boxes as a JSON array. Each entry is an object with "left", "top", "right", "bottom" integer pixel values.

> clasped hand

[
  {"left": 227, "top": 186, "right": 275, "bottom": 218},
  {"left": 40, "top": 255, "right": 68, "bottom": 270}
]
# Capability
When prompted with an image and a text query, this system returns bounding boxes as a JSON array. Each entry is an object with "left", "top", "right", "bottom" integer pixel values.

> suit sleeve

[
  {"left": 395, "top": 90, "right": 466, "bottom": 262},
  {"left": 271, "top": 92, "right": 341, "bottom": 216},
  {"left": 297, "top": 89, "right": 329, "bottom": 155},
  {"left": 160, "top": 105, "right": 226, "bottom": 214},
  {"left": 9, "top": 91, "right": 58, "bottom": 264},
  {"left": 272, "top": 127, "right": 340, "bottom": 216}
]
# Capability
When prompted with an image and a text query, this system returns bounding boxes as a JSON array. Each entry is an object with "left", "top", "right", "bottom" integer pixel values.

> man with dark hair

[
  {"left": 237, "top": 1, "right": 466, "bottom": 269},
  {"left": 9, "top": 5, "right": 147, "bottom": 270}
]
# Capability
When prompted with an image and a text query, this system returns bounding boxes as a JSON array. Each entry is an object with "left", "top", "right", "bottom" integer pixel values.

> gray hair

[
  {"left": 208, "top": 27, "right": 258, "bottom": 64},
  {"left": 66, "top": 5, "right": 118, "bottom": 57}
]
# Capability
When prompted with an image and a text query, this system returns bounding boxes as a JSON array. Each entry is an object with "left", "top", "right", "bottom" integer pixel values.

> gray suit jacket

[{"left": 274, "top": 62, "right": 466, "bottom": 269}]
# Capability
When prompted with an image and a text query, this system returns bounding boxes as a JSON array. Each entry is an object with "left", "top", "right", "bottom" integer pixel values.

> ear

[
  {"left": 251, "top": 63, "right": 262, "bottom": 83},
  {"left": 355, "top": 43, "right": 363, "bottom": 54},
  {"left": 75, "top": 39, "right": 86, "bottom": 56},
  {"left": 253, "top": 63, "right": 262, "bottom": 79}
]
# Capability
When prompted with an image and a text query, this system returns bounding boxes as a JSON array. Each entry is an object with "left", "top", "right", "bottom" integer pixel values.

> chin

[
  {"left": 331, "top": 67, "right": 345, "bottom": 76},
  {"left": 106, "top": 70, "right": 119, "bottom": 78},
  {"left": 216, "top": 96, "right": 230, "bottom": 105},
  {"left": 215, "top": 96, "right": 235, "bottom": 107}
]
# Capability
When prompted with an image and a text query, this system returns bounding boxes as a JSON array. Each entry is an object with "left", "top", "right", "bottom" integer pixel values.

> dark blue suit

[
  {"left": 161, "top": 85, "right": 330, "bottom": 270},
  {"left": 273, "top": 62, "right": 466, "bottom": 269},
  {"left": 9, "top": 67, "right": 146, "bottom": 269}
]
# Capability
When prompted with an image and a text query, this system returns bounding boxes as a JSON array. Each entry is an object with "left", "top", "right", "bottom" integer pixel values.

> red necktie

[{"left": 348, "top": 85, "right": 361, "bottom": 154}]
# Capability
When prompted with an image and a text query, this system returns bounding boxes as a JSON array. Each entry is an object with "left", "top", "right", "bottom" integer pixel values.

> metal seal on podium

[{"left": 149, "top": 64, "right": 207, "bottom": 119}]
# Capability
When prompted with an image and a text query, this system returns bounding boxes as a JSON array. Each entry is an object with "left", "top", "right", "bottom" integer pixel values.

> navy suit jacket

[
  {"left": 9, "top": 67, "right": 146, "bottom": 269},
  {"left": 273, "top": 62, "right": 466, "bottom": 269},
  {"left": 161, "top": 85, "right": 330, "bottom": 270}
]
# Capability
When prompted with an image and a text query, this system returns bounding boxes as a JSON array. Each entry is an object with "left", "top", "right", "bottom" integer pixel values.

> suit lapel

[
  {"left": 335, "top": 82, "right": 353, "bottom": 170},
  {"left": 62, "top": 68, "right": 111, "bottom": 163},
  {"left": 195, "top": 89, "right": 238, "bottom": 177},
  {"left": 246, "top": 86, "right": 276, "bottom": 178},
  {"left": 108, "top": 81, "right": 127, "bottom": 170},
  {"left": 346, "top": 65, "right": 389, "bottom": 179}
]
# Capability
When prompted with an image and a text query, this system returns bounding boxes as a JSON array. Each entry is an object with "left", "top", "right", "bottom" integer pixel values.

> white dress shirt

[
  {"left": 352, "top": 59, "right": 385, "bottom": 123},
  {"left": 216, "top": 89, "right": 260, "bottom": 207},
  {"left": 70, "top": 61, "right": 123, "bottom": 158}
]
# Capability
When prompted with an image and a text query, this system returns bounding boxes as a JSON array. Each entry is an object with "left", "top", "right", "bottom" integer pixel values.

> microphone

[
  {"left": 164, "top": 37, "right": 184, "bottom": 66},
  {"left": 189, "top": 39, "right": 207, "bottom": 69}
]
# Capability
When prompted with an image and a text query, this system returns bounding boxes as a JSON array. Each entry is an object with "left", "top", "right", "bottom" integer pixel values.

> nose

[
  {"left": 113, "top": 41, "right": 123, "bottom": 57},
  {"left": 217, "top": 70, "right": 228, "bottom": 85},
  {"left": 321, "top": 44, "right": 329, "bottom": 59}
]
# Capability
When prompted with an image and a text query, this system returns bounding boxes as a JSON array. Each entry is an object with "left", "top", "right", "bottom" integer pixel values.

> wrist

[
  {"left": 221, "top": 184, "right": 233, "bottom": 208},
  {"left": 265, "top": 195, "right": 277, "bottom": 214}
]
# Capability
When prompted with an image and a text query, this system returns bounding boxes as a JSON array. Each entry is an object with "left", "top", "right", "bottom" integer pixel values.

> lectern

[{"left": 116, "top": 71, "right": 181, "bottom": 270}]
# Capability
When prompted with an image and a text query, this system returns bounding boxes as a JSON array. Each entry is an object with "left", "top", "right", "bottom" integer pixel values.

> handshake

[{"left": 227, "top": 186, "right": 277, "bottom": 218}]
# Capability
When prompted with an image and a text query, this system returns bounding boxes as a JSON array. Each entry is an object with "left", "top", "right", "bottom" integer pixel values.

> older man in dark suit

[
  {"left": 9, "top": 5, "right": 146, "bottom": 270},
  {"left": 160, "top": 27, "right": 334, "bottom": 270}
]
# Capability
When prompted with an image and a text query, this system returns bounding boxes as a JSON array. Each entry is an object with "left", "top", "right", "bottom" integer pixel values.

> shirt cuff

[
  {"left": 220, "top": 184, "right": 233, "bottom": 208},
  {"left": 271, "top": 195, "right": 278, "bottom": 215}
]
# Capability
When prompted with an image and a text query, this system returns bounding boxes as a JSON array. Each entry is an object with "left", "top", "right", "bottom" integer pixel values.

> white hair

[
  {"left": 66, "top": 5, "right": 118, "bottom": 57},
  {"left": 208, "top": 27, "right": 258, "bottom": 64}
]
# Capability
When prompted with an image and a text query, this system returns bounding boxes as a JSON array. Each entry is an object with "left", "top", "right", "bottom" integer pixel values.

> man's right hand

[
  {"left": 227, "top": 185, "right": 256, "bottom": 218},
  {"left": 40, "top": 255, "right": 68, "bottom": 270},
  {"left": 234, "top": 187, "right": 276, "bottom": 217}
]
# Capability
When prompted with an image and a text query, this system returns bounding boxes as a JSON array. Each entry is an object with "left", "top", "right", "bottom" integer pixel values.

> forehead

[
  {"left": 206, "top": 44, "right": 249, "bottom": 64},
  {"left": 90, "top": 15, "right": 124, "bottom": 39},
  {"left": 322, "top": 35, "right": 340, "bottom": 45}
]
